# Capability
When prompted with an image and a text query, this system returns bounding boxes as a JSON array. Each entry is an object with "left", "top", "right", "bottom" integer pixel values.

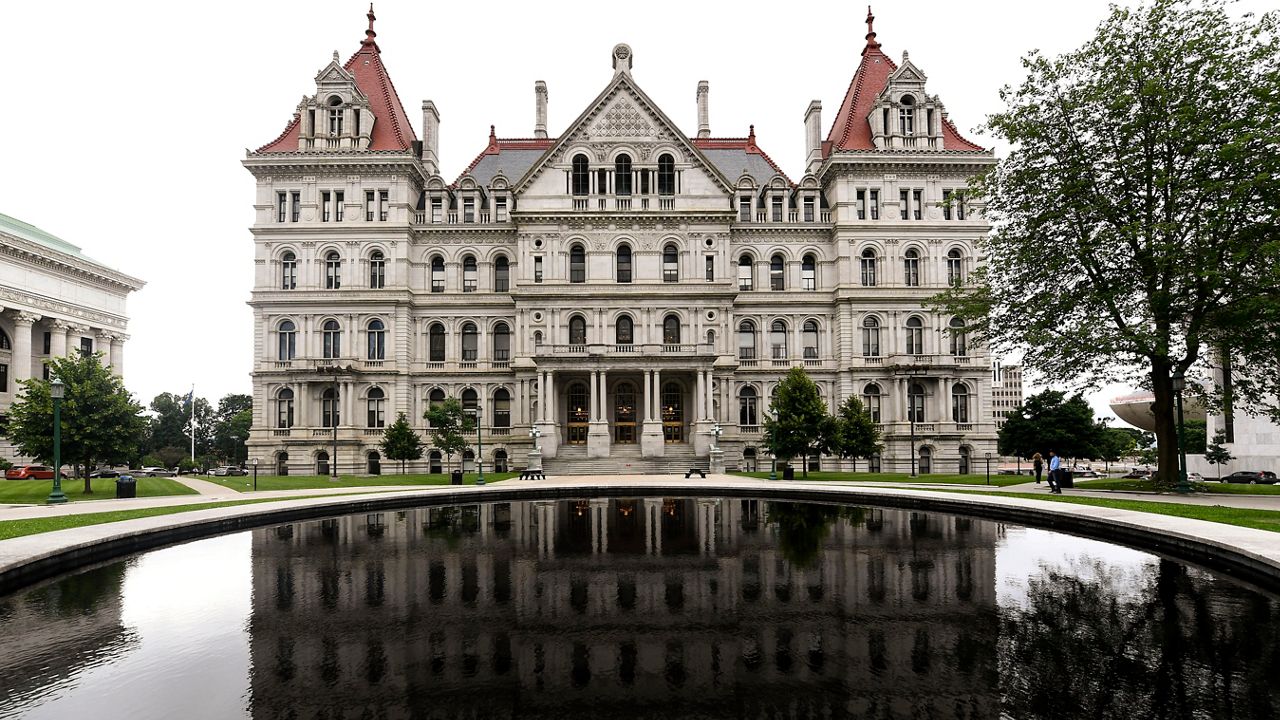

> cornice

[
  {"left": 0, "top": 236, "right": 144, "bottom": 293},
  {"left": 0, "top": 285, "right": 129, "bottom": 330},
  {"left": 243, "top": 154, "right": 427, "bottom": 184}
]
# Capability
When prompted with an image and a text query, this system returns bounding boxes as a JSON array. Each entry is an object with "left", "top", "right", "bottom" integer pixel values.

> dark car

[
  {"left": 1221, "top": 470, "right": 1278, "bottom": 484},
  {"left": 88, "top": 468, "right": 121, "bottom": 479}
]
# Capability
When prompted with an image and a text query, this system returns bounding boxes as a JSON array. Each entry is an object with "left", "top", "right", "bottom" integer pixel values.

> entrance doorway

[
  {"left": 614, "top": 381, "right": 637, "bottom": 443},
  {"left": 661, "top": 382, "right": 684, "bottom": 443},
  {"left": 276, "top": 452, "right": 289, "bottom": 476},
  {"left": 567, "top": 382, "right": 589, "bottom": 444},
  {"left": 367, "top": 451, "right": 381, "bottom": 475},
  {"left": 316, "top": 451, "right": 330, "bottom": 476}
]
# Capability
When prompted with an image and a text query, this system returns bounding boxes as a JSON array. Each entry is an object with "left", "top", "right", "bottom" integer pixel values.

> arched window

[
  {"left": 325, "top": 251, "right": 342, "bottom": 289},
  {"left": 860, "top": 249, "right": 877, "bottom": 287},
  {"left": 461, "top": 388, "right": 478, "bottom": 415},
  {"left": 367, "top": 387, "right": 386, "bottom": 428},
  {"left": 276, "top": 388, "right": 294, "bottom": 428},
  {"left": 430, "top": 256, "right": 445, "bottom": 293},
  {"left": 616, "top": 244, "right": 632, "bottom": 283},
  {"left": 737, "top": 254, "right": 754, "bottom": 291},
  {"left": 952, "top": 383, "right": 970, "bottom": 423},
  {"left": 615, "top": 154, "right": 632, "bottom": 196},
  {"left": 908, "top": 383, "right": 926, "bottom": 423},
  {"left": 769, "top": 254, "right": 785, "bottom": 291},
  {"left": 657, "top": 154, "right": 676, "bottom": 196},
  {"left": 905, "top": 316, "right": 924, "bottom": 355},
  {"left": 492, "top": 323, "right": 510, "bottom": 362},
  {"left": 277, "top": 320, "right": 296, "bottom": 361},
  {"left": 862, "top": 383, "right": 882, "bottom": 422},
  {"left": 569, "top": 244, "right": 586, "bottom": 283},
  {"left": 428, "top": 323, "right": 446, "bottom": 362},
  {"left": 862, "top": 316, "right": 881, "bottom": 357},
  {"left": 369, "top": 251, "right": 385, "bottom": 289},
  {"left": 802, "top": 320, "right": 820, "bottom": 360},
  {"left": 462, "top": 255, "right": 478, "bottom": 292},
  {"left": 281, "top": 252, "right": 297, "bottom": 290},
  {"left": 493, "top": 388, "right": 511, "bottom": 428},
  {"left": 738, "top": 386, "right": 759, "bottom": 426},
  {"left": 569, "top": 315, "right": 587, "bottom": 345},
  {"left": 918, "top": 446, "right": 932, "bottom": 474},
  {"left": 315, "top": 451, "right": 330, "bottom": 476},
  {"left": 959, "top": 446, "right": 971, "bottom": 474},
  {"left": 947, "top": 248, "right": 964, "bottom": 286},
  {"left": 427, "top": 388, "right": 446, "bottom": 426},
  {"left": 615, "top": 315, "right": 634, "bottom": 346},
  {"left": 322, "top": 388, "right": 340, "bottom": 427},
  {"left": 737, "top": 320, "right": 756, "bottom": 360},
  {"left": 494, "top": 256, "right": 510, "bottom": 292},
  {"left": 322, "top": 319, "right": 341, "bottom": 359},
  {"left": 801, "top": 254, "right": 816, "bottom": 290},
  {"left": 428, "top": 450, "right": 442, "bottom": 473},
  {"left": 571, "top": 154, "right": 590, "bottom": 196},
  {"left": 903, "top": 248, "right": 921, "bottom": 287},
  {"left": 461, "top": 323, "right": 478, "bottom": 361},
  {"left": 366, "top": 318, "right": 385, "bottom": 360},
  {"left": 769, "top": 320, "right": 788, "bottom": 359},
  {"left": 899, "top": 94, "right": 916, "bottom": 136},
  {"left": 949, "top": 317, "right": 968, "bottom": 357},
  {"left": 662, "top": 244, "right": 679, "bottom": 282},
  {"left": 663, "top": 315, "right": 681, "bottom": 345}
]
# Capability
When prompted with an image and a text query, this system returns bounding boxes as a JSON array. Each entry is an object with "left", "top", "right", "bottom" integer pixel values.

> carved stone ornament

[{"left": 591, "top": 99, "right": 654, "bottom": 138}]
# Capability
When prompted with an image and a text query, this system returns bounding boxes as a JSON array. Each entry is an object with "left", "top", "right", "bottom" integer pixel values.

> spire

[
  {"left": 488, "top": 124, "right": 498, "bottom": 150},
  {"left": 747, "top": 124, "right": 757, "bottom": 150},
  {"left": 363, "top": 4, "right": 378, "bottom": 49},
  {"left": 864, "top": 6, "right": 880, "bottom": 52}
]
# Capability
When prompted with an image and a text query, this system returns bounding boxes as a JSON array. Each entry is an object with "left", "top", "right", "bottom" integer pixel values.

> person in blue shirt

[{"left": 1047, "top": 449, "right": 1062, "bottom": 494}]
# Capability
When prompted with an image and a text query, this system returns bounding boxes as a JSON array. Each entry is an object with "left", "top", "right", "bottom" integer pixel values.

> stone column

[
  {"left": 48, "top": 320, "right": 68, "bottom": 358},
  {"left": 587, "top": 369, "right": 610, "bottom": 458},
  {"left": 11, "top": 312, "right": 38, "bottom": 382},
  {"left": 641, "top": 369, "right": 665, "bottom": 458},
  {"left": 96, "top": 331, "right": 114, "bottom": 368},
  {"left": 696, "top": 371, "right": 706, "bottom": 421},
  {"left": 110, "top": 335, "right": 126, "bottom": 378}
]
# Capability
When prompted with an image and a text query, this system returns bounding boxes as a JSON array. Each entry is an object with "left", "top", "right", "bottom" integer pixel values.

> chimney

[
  {"left": 696, "top": 81, "right": 710, "bottom": 139},
  {"left": 534, "top": 81, "right": 548, "bottom": 139},
  {"left": 804, "top": 100, "right": 823, "bottom": 174},
  {"left": 421, "top": 100, "right": 440, "bottom": 175}
]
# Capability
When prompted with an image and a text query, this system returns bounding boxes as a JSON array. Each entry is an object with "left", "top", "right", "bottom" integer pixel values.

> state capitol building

[{"left": 245, "top": 9, "right": 998, "bottom": 477}]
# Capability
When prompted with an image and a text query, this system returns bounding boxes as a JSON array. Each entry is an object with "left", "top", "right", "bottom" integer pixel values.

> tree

[
  {"left": 933, "top": 0, "right": 1280, "bottom": 485},
  {"left": 1097, "top": 426, "right": 1138, "bottom": 472},
  {"left": 1183, "top": 419, "right": 1207, "bottom": 455},
  {"left": 1204, "top": 431, "right": 1233, "bottom": 481},
  {"left": 997, "top": 390, "right": 1104, "bottom": 461},
  {"left": 212, "top": 393, "right": 253, "bottom": 464},
  {"left": 828, "top": 395, "right": 882, "bottom": 463},
  {"left": 424, "top": 398, "right": 470, "bottom": 474},
  {"left": 381, "top": 413, "right": 424, "bottom": 474},
  {"left": 145, "top": 391, "right": 213, "bottom": 459},
  {"left": 5, "top": 353, "right": 146, "bottom": 492},
  {"left": 762, "top": 367, "right": 829, "bottom": 478}
]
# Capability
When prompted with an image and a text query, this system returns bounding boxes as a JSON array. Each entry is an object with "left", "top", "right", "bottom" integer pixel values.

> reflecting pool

[{"left": 1, "top": 498, "right": 1277, "bottom": 719}]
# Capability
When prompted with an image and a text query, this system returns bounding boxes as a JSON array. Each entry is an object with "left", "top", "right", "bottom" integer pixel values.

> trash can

[
  {"left": 782, "top": 465, "right": 795, "bottom": 481},
  {"left": 116, "top": 475, "right": 136, "bottom": 499},
  {"left": 1059, "top": 470, "right": 1074, "bottom": 489},
  {"left": 450, "top": 470, "right": 463, "bottom": 486}
]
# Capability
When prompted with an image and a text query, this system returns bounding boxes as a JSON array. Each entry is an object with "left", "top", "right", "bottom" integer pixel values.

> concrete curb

[{"left": 3, "top": 478, "right": 1279, "bottom": 596}]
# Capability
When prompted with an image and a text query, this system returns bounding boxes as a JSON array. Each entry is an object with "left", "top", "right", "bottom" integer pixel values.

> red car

[{"left": 5, "top": 464, "right": 57, "bottom": 480}]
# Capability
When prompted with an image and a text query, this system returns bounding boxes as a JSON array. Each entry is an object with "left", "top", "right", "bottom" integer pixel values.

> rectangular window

[
  {"left": 803, "top": 198, "right": 815, "bottom": 223},
  {"left": 900, "top": 190, "right": 909, "bottom": 220},
  {"left": 42, "top": 363, "right": 50, "bottom": 380},
  {"left": 771, "top": 197, "right": 783, "bottom": 222},
  {"left": 956, "top": 192, "right": 966, "bottom": 220},
  {"left": 705, "top": 255, "right": 714, "bottom": 282},
  {"left": 857, "top": 190, "right": 866, "bottom": 220},
  {"left": 739, "top": 197, "right": 751, "bottom": 222},
  {"left": 290, "top": 192, "right": 300, "bottom": 222},
  {"left": 495, "top": 197, "right": 507, "bottom": 222},
  {"left": 431, "top": 198, "right": 443, "bottom": 223},
  {"left": 942, "top": 190, "right": 953, "bottom": 221},
  {"left": 463, "top": 198, "right": 475, "bottom": 223},
  {"left": 42, "top": 332, "right": 51, "bottom": 355},
  {"left": 366, "top": 190, "right": 375, "bottom": 221},
  {"left": 378, "top": 191, "right": 389, "bottom": 221},
  {"left": 0, "top": 362, "right": 6, "bottom": 392},
  {"left": 534, "top": 257, "right": 543, "bottom": 283},
  {"left": 912, "top": 190, "right": 922, "bottom": 220},
  {"left": 322, "top": 191, "right": 332, "bottom": 222},
  {"left": 80, "top": 337, "right": 93, "bottom": 356},
  {"left": 335, "top": 191, "right": 344, "bottom": 221},
  {"left": 277, "top": 192, "right": 287, "bottom": 223},
  {"left": 869, "top": 190, "right": 880, "bottom": 219}
]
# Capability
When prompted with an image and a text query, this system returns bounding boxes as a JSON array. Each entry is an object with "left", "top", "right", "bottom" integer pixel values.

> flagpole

[{"left": 189, "top": 385, "right": 195, "bottom": 463}]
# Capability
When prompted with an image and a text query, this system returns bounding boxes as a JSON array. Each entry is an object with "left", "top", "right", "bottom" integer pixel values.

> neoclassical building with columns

[
  {"left": 246, "top": 9, "right": 998, "bottom": 476},
  {"left": 0, "top": 212, "right": 143, "bottom": 459}
]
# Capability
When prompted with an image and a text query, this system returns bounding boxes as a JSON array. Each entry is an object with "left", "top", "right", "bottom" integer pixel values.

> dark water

[{"left": 1, "top": 498, "right": 1277, "bottom": 719}]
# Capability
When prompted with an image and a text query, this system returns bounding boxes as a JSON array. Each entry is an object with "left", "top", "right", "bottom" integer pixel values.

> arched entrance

[
  {"left": 275, "top": 451, "right": 289, "bottom": 476},
  {"left": 429, "top": 450, "right": 442, "bottom": 474},
  {"left": 367, "top": 451, "right": 381, "bottom": 475},
  {"left": 462, "top": 449, "right": 475, "bottom": 474},
  {"left": 919, "top": 447, "right": 933, "bottom": 475},
  {"left": 958, "top": 446, "right": 971, "bottom": 474},
  {"left": 567, "top": 382, "right": 589, "bottom": 444},
  {"left": 742, "top": 447, "right": 757, "bottom": 472},
  {"left": 316, "top": 451, "right": 330, "bottom": 476},
  {"left": 661, "top": 381, "right": 684, "bottom": 443},
  {"left": 614, "top": 381, "right": 637, "bottom": 444},
  {"left": 493, "top": 449, "right": 508, "bottom": 472}
]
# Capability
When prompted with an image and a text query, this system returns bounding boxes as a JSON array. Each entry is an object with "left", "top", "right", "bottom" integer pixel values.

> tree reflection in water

[
  {"left": 766, "top": 501, "right": 866, "bottom": 567},
  {"left": 999, "top": 558, "right": 1280, "bottom": 720}
]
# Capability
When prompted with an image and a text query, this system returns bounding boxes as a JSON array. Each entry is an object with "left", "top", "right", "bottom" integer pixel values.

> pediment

[
  {"left": 888, "top": 55, "right": 928, "bottom": 85},
  {"left": 315, "top": 59, "right": 357, "bottom": 86}
]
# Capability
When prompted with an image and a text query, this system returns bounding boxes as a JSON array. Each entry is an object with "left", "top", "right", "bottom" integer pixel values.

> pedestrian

[
  {"left": 1047, "top": 449, "right": 1062, "bottom": 494},
  {"left": 1032, "top": 452, "right": 1043, "bottom": 484}
]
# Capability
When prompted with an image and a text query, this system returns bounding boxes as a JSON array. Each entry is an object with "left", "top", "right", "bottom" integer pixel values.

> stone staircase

[{"left": 541, "top": 444, "right": 709, "bottom": 476}]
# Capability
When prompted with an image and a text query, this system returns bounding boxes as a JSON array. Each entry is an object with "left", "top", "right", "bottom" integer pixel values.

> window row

[
  {"left": 275, "top": 320, "right": 512, "bottom": 362},
  {"left": 735, "top": 320, "right": 821, "bottom": 360},
  {"left": 275, "top": 189, "right": 389, "bottom": 223},
  {"left": 734, "top": 382, "right": 974, "bottom": 427},
  {"left": 851, "top": 186, "right": 968, "bottom": 221},
  {"left": 569, "top": 153, "right": 677, "bottom": 197},
  {"left": 273, "top": 386, "right": 513, "bottom": 430},
  {"left": 858, "top": 316, "right": 969, "bottom": 358},
  {"left": 858, "top": 248, "right": 968, "bottom": 287},
  {"left": 736, "top": 254, "right": 819, "bottom": 291},
  {"left": 279, "top": 251, "right": 387, "bottom": 291}
]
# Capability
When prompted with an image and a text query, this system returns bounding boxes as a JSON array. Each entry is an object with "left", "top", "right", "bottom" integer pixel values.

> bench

[
  {"left": 519, "top": 469, "right": 546, "bottom": 481},
  {"left": 684, "top": 468, "right": 706, "bottom": 479}
]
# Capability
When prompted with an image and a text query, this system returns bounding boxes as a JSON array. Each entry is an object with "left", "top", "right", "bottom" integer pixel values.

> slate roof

[
  {"left": 695, "top": 131, "right": 792, "bottom": 186},
  {"left": 456, "top": 129, "right": 556, "bottom": 187}
]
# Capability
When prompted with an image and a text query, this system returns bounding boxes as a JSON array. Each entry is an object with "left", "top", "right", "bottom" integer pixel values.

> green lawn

[
  {"left": 731, "top": 471, "right": 1027, "bottom": 487},
  {"left": 945, "top": 489, "right": 1280, "bottom": 533},
  {"left": 0, "top": 477, "right": 198, "bottom": 505},
  {"left": 1076, "top": 478, "right": 1280, "bottom": 495},
  {"left": 202, "top": 472, "right": 517, "bottom": 493}
]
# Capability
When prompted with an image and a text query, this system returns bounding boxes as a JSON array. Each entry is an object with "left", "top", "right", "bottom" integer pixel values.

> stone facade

[{"left": 245, "top": 10, "right": 998, "bottom": 476}]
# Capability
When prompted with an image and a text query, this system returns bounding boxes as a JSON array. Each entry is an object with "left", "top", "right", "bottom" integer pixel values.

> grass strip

[
  {"left": 937, "top": 489, "right": 1280, "bottom": 533},
  {"left": 0, "top": 478, "right": 198, "bottom": 505},
  {"left": 731, "top": 471, "right": 1027, "bottom": 487},
  {"left": 1076, "top": 478, "right": 1280, "bottom": 495}
]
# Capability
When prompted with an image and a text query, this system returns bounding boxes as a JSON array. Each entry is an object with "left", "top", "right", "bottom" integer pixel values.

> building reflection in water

[{"left": 248, "top": 498, "right": 1000, "bottom": 719}]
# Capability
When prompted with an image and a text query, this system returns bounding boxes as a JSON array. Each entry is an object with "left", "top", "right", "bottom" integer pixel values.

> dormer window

[
  {"left": 899, "top": 95, "right": 916, "bottom": 136},
  {"left": 327, "top": 96, "right": 343, "bottom": 136}
]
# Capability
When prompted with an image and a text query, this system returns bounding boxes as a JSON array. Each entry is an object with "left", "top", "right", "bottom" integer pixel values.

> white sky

[{"left": 3, "top": 0, "right": 1266, "bottom": 421}]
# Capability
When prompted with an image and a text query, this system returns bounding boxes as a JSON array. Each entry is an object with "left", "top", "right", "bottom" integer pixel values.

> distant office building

[{"left": 990, "top": 362, "right": 1022, "bottom": 429}]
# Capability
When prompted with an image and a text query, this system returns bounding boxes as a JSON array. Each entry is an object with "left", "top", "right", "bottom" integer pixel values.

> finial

[
  {"left": 747, "top": 124, "right": 756, "bottom": 148},
  {"left": 363, "top": 4, "right": 377, "bottom": 46},
  {"left": 865, "top": 6, "right": 880, "bottom": 50},
  {"left": 333, "top": 50, "right": 339, "bottom": 61},
  {"left": 489, "top": 124, "right": 496, "bottom": 141}
]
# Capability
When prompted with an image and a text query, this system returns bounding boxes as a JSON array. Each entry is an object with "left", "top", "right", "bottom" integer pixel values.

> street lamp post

[
  {"left": 893, "top": 365, "right": 926, "bottom": 478},
  {"left": 711, "top": 423, "right": 722, "bottom": 450},
  {"left": 251, "top": 457, "right": 259, "bottom": 492},
  {"left": 1172, "top": 369, "right": 1190, "bottom": 494},
  {"left": 468, "top": 406, "right": 485, "bottom": 485},
  {"left": 984, "top": 452, "right": 992, "bottom": 486},
  {"left": 46, "top": 378, "right": 67, "bottom": 505},
  {"left": 316, "top": 365, "right": 343, "bottom": 481},
  {"left": 530, "top": 425, "right": 541, "bottom": 451},
  {"left": 769, "top": 451, "right": 777, "bottom": 482}
]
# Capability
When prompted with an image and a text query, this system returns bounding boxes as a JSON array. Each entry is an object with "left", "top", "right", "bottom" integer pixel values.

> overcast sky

[{"left": 3, "top": 0, "right": 1266, "bottom": 420}]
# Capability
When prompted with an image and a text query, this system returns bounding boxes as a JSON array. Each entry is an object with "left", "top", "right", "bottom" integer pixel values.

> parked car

[
  {"left": 1187, "top": 472, "right": 1205, "bottom": 483},
  {"left": 137, "top": 467, "right": 175, "bottom": 477},
  {"left": 1073, "top": 469, "right": 1103, "bottom": 479},
  {"left": 88, "top": 468, "right": 121, "bottom": 479},
  {"left": 6, "top": 464, "right": 57, "bottom": 480},
  {"left": 1221, "top": 470, "right": 1279, "bottom": 484},
  {"left": 1121, "top": 469, "right": 1152, "bottom": 479},
  {"left": 213, "top": 466, "right": 246, "bottom": 477}
]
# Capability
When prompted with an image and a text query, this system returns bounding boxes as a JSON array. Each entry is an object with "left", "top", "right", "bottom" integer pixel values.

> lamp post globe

[
  {"left": 46, "top": 378, "right": 67, "bottom": 505},
  {"left": 530, "top": 425, "right": 541, "bottom": 451}
]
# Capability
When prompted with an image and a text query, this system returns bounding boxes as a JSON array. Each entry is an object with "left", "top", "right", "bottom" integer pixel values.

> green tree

[
  {"left": 381, "top": 413, "right": 424, "bottom": 474},
  {"left": 5, "top": 353, "right": 146, "bottom": 492},
  {"left": 424, "top": 398, "right": 470, "bottom": 474},
  {"left": 212, "top": 393, "right": 253, "bottom": 464},
  {"left": 828, "top": 395, "right": 882, "bottom": 463},
  {"left": 762, "top": 367, "right": 829, "bottom": 478},
  {"left": 997, "top": 390, "right": 1104, "bottom": 462},
  {"left": 145, "top": 391, "right": 213, "bottom": 459},
  {"left": 1183, "top": 419, "right": 1207, "bottom": 455},
  {"left": 1097, "top": 426, "right": 1138, "bottom": 472},
  {"left": 933, "top": 0, "right": 1280, "bottom": 485},
  {"left": 1204, "top": 431, "right": 1233, "bottom": 482}
]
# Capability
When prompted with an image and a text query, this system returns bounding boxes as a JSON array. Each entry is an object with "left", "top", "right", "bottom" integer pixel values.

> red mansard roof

[
  {"left": 824, "top": 8, "right": 982, "bottom": 156},
  {"left": 256, "top": 7, "right": 417, "bottom": 154}
]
